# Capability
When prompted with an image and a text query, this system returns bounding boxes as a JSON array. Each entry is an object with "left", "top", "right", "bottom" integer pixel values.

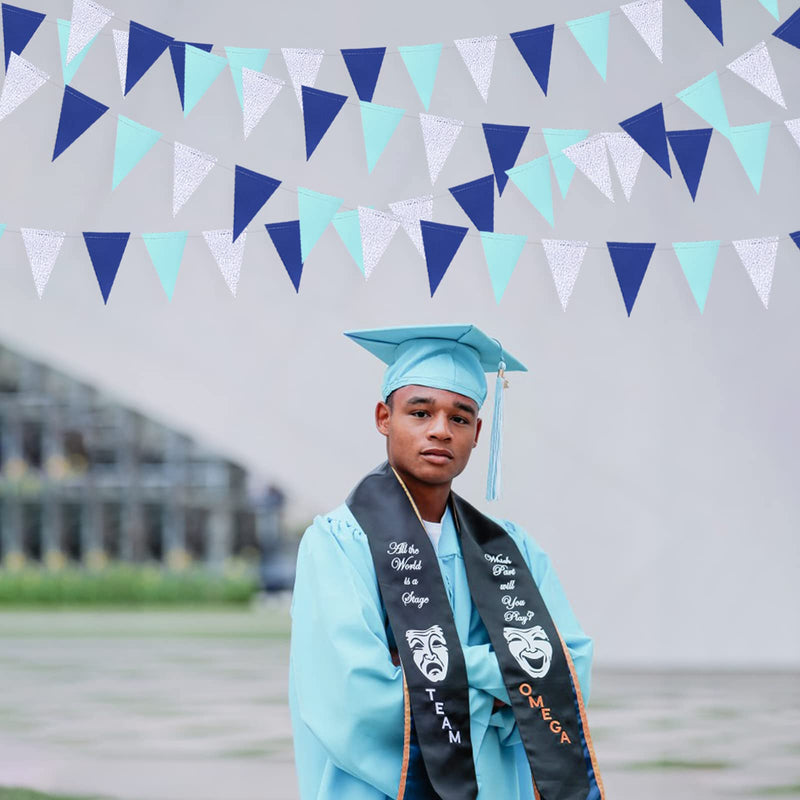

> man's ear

[
  {"left": 472, "top": 417, "right": 483, "bottom": 448},
  {"left": 375, "top": 401, "right": 391, "bottom": 436}
]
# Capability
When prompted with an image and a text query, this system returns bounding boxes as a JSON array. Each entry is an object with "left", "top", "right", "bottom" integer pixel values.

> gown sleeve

[{"left": 290, "top": 514, "right": 405, "bottom": 798}]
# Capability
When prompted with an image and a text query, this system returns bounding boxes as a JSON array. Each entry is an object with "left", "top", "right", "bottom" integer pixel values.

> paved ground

[{"left": 0, "top": 609, "right": 798, "bottom": 800}]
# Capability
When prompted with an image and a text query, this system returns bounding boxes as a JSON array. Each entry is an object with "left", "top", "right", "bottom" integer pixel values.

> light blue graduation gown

[{"left": 289, "top": 502, "right": 594, "bottom": 800}]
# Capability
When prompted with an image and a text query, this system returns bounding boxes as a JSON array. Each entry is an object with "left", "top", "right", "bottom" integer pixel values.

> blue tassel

[{"left": 486, "top": 361, "right": 507, "bottom": 501}]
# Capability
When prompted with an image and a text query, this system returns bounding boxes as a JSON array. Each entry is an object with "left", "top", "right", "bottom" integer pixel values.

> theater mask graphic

[
  {"left": 503, "top": 625, "right": 553, "bottom": 679},
  {"left": 405, "top": 625, "right": 449, "bottom": 682}
]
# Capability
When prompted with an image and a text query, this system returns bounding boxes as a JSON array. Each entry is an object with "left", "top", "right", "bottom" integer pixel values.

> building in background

[{"left": 0, "top": 342, "right": 292, "bottom": 586}]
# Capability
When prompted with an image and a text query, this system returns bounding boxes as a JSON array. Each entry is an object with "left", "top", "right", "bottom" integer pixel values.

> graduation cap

[{"left": 344, "top": 324, "right": 527, "bottom": 501}]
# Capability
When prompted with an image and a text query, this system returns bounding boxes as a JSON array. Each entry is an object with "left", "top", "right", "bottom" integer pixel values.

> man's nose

[{"left": 427, "top": 412, "right": 451, "bottom": 439}]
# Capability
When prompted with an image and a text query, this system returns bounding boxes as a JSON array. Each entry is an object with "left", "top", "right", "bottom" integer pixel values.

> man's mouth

[{"left": 421, "top": 449, "right": 453, "bottom": 465}]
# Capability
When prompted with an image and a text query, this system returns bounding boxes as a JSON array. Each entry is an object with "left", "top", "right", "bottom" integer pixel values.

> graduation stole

[{"left": 346, "top": 461, "right": 604, "bottom": 800}]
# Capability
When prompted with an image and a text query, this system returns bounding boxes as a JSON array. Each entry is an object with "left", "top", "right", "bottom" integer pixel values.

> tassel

[{"left": 486, "top": 360, "right": 508, "bottom": 501}]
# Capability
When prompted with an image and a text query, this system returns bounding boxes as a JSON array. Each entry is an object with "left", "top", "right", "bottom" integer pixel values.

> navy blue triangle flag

[
  {"left": 683, "top": 0, "right": 723, "bottom": 45},
  {"left": 420, "top": 220, "right": 468, "bottom": 296},
  {"left": 341, "top": 47, "right": 386, "bottom": 102},
  {"left": 169, "top": 41, "right": 213, "bottom": 109},
  {"left": 2, "top": 3, "right": 45, "bottom": 69},
  {"left": 482, "top": 123, "right": 529, "bottom": 195},
  {"left": 773, "top": 7, "right": 800, "bottom": 49},
  {"left": 619, "top": 103, "right": 671, "bottom": 176},
  {"left": 266, "top": 220, "right": 304, "bottom": 292},
  {"left": 448, "top": 175, "right": 494, "bottom": 232},
  {"left": 83, "top": 232, "right": 130, "bottom": 304},
  {"left": 52, "top": 86, "right": 108, "bottom": 160},
  {"left": 607, "top": 241, "right": 655, "bottom": 316},
  {"left": 510, "top": 25, "right": 554, "bottom": 96},
  {"left": 790, "top": 230, "right": 800, "bottom": 251},
  {"left": 125, "top": 21, "right": 174, "bottom": 95},
  {"left": 302, "top": 86, "right": 348, "bottom": 159},
  {"left": 233, "top": 165, "right": 281, "bottom": 241},
  {"left": 666, "top": 128, "right": 712, "bottom": 201}
]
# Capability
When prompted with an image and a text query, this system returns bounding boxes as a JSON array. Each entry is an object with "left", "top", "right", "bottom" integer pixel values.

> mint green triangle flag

[
  {"left": 113, "top": 116, "right": 161, "bottom": 190},
  {"left": 673, "top": 240, "right": 720, "bottom": 313},
  {"left": 142, "top": 231, "right": 188, "bottom": 300},
  {"left": 543, "top": 128, "right": 589, "bottom": 198},
  {"left": 676, "top": 72, "right": 731, "bottom": 138},
  {"left": 480, "top": 232, "right": 527, "bottom": 303},
  {"left": 566, "top": 12, "right": 610, "bottom": 81},
  {"left": 184, "top": 46, "right": 227, "bottom": 117},
  {"left": 298, "top": 187, "right": 343, "bottom": 262},
  {"left": 360, "top": 101, "right": 405, "bottom": 173},
  {"left": 57, "top": 19, "right": 97, "bottom": 85},
  {"left": 728, "top": 122, "right": 770, "bottom": 192},
  {"left": 225, "top": 46, "right": 269, "bottom": 108},
  {"left": 505, "top": 156, "right": 554, "bottom": 226},
  {"left": 398, "top": 43, "right": 442, "bottom": 111},
  {"left": 0, "top": 224, "right": 5, "bottom": 240},
  {"left": 758, "top": 0, "right": 779, "bottom": 20},
  {"left": 332, "top": 210, "right": 364, "bottom": 274}
]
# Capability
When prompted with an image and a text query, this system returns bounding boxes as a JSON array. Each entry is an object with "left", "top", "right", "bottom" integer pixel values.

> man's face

[
  {"left": 375, "top": 385, "right": 482, "bottom": 489},
  {"left": 405, "top": 625, "right": 449, "bottom": 682}
]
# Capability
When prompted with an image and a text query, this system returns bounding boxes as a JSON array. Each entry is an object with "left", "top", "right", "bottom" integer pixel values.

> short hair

[{"left": 385, "top": 390, "right": 396, "bottom": 409}]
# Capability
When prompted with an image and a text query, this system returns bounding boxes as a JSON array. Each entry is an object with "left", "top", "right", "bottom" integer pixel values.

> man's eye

[
  {"left": 452, "top": 416, "right": 468, "bottom": 424},
  {"left": 411, "top": 410, "right": 429, "bottom": 417}
]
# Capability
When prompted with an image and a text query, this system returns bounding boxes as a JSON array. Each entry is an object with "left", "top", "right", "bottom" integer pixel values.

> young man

[{"left": 289, "top": 324, "right": 603, "bottom": 800}]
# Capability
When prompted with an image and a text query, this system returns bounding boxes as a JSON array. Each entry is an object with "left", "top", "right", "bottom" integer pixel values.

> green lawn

[{"left": 0, "top": 789, "right": 107, "bottom": 800}]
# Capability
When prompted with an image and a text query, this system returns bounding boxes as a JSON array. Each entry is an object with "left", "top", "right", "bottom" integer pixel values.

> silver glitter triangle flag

[
  {"left": 0, "top": 54, "right": 48, "bottom": 122},
  {"left": 563, "top": 133, "right": 614, "bottom": 201},
  {"left": 732, "top": 236, "right": 778, "bottom": 308},
  {"left": 21, "top": 228, "right": 66, "bottom": 298},
  {"left": 542, "top": 239, "right": 588, "bottom": 311},
  {"left": 620, "top": 0, "right": 663, "bottom": 62},
  {"left": 604, "top": 131, "right": 644, "bottom": 201},
  {"left": 203, "top": 229, "right": 246, "bottom": 297},
  {"left": 282, "top": 47, "right": 324, "bottom": 108},
  {"left": 389, "top": 195, "right": 434, "bottom": 257},
  {"left": 358, "top": 207, "right": 399, "bottom": 280},
  {"left": 454, "top": 35, "right": 497, "bottom": 102},
  {"left": 112, "top": 29, "right": 128, "bottom": 94},
  {"left": 173, "top": 142, "right": 217, "bottom": 217},
  {"left": 727, "top": 41, "right": 786, "bottom": 109},
  {"left": 66, "top": 0, "right": 113, "bottom": 64},
  {"left": 420, "top": 113, "right": 464, "bottom": 184},
  {"left": 785, "top": 118, "right": 800, "bottom": 151},
  {"left": 242, "top": 68, "right": 284, "bottom": 139}
]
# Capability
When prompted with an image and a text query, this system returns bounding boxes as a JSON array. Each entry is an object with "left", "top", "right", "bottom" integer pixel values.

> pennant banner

[
  {"left": 67, "top": 0, "right": 113, "bottom": 65},
  {"left": 676, "top": 72, "right": 731, "bottom": 138},
  {"left": 203, "top": 228, "right": 246, "bottom": 296},
  {"left": 449, "top": 175, "right": 494, "bottom": 232},
  {"left": 232, "top": 165, "right": 280, "bottom": 240},
  {"left": 53, "top": 85, "right": 108, "bottom": 160},
  {"left": 733, "top": 235, "right": 778, "bottom": 307},
  {"left": 454, "top": 35, "right": 497, "bottom": 102},
  {"left": 168, "top": 41, "right": 212, "bottom": 110},
  {"left": 399, "top": 43, "right": 441, "bottom": 111},
  {"left": 341, "top": 47, "right": 385, "bottom": 103},
  {"left": 302, "top": 86, "right": 347, "bottom": 159},
  {"left": 543, "top": 238, "right": 588, "bottom": 311},
  {"left": 83, "top": 231, "right": 130, "bottom": 304},
  {"left": 360, "top": 101, "right": 404, "bottom": 173},
  {"left": 332, "top": 210, "right": 364, "bottom": 274},
  {"left": 266, "top": 220, "right": 304, "bottom": 292},
  {"left": 57, "top": 17, "right": 98, "bottom": 85},
  {"left": 607, "top": 241, "right": 655, "bottom": 315},
  {"left": 125, "top": 21, "right": 173, "bottom": 95},
  {"left": 112, "top": 115, "right": 161, "bottom": 190},
  {"left": 21, "top": 227, "right": 65, "bottom": 298},
  {"left": 112, "top": 29, "right": 127, "bottom": 93},
  {"left": 683, "top": 0, "right": 724, "bottom": 45},
  {"left": 297, "top": 187, "right": 342, "bottom": 262},
  {"left": 727, "top": 41, "right": 785, "bottom": 108},
  {"left": 2, "top": 3, "right": 45, "bottom": 69},
  {"left": 667, "top": 128, "right": 712, "bottom": 200},
  {"left": 621, "top": 0, "right": 663, "bottom": 62},
  {"left": 0, "top": 53, "right": 48, "bottom": 121},
  {"left": 142, "top": 230, "right": 187, "bottom": 300},
  {"left": 242, "top": 68, "right": 284, "bottom": 139},
  {"left": 564, "top": 133, "right": 614, "bottom": 201},
  {"left": 483, "top": 123, "right": 529, "bottom": 195},
  {"left": 173, "top": 141, "right": 217, "bottom": 217},
  {"left": 358, "top": 207, "right": 399, "bottom": 280},
  {"left": 510, "top": 25, "right": 554, "bottom": 96},
  {"left": 604, "top": 131, "right": 644, "bottom": 201},
  {"left": 567, "top": 11, "right": 610, "bottom": 81},
  {"left": 728, "top": 122, "right": 770, "bottom": 192},
  {"left": 226, "top": 46, "right": 269, "bottom": 108},
  {"left": 420, "top": 220, "right": 468, "bottom": 295},
  {"left": 480, "top": 231, "right": 526, "bottom": 303},
  {"left": 619, "top": 102, "right": 671, "bottom": 176},
  {"left": 543, "top": 128, "right": 589, "bottom": 198},
  {"left": 505, "top": 156, "right": 554, "bottom": 226},
  {"left": 389, "top": 195, "right": 433, "bottom": 257},
  {"left": 420, "top": 112, "right": 463, "bottom": 183},
  {"left": 672, "top": 240, "right": 719, "bottom": 312},
  {"left": 282, "top": 47, "right": 324, "bottom": 107}
]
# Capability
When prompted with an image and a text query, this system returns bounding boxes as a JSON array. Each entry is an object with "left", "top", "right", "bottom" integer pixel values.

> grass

[{"left": 0, "top": 790, "right": 108, "bottom": 800}]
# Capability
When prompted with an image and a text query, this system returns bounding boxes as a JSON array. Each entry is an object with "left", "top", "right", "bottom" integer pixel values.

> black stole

[{"left": 346, "top": 461, "right": 604, "bottom": 800}]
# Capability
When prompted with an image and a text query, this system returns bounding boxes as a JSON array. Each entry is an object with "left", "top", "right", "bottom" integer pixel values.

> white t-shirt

[{"left": 422, "top": 519, "right": 443, "bottom": 553}]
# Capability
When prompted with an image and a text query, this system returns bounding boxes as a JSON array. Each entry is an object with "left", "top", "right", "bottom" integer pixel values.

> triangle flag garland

[
  {"left": 667, "top": 128, "right": 712, "bottom": 200},
  {"left": 389, "top": 195, "right": 434, "bottom": 257},
  {"left": 398, "top": 43, "right": 442, "bottom": 110},
  {"left": 302, "top": 86, "right": 347, "bottom": 159},
  {"left": 728, "top": 122, "right": 770, "bottom": 192},
  {"left": 482, "top": 123, "right": 529, "bottom": 195},
  {"left": 242, "top": 68, "right": 284, "bottom": 139},
  {"left": 420, "top": 220, "right": 468, "bottom": 296},
  {"left": 203, "top": 229, "right": 246, "bottom": 296},
  {"left": 676, "top": 71, "right": 731, "bottom": 138},
  {"left": 57, "top": 18, "right": 98, "bottom": 85},
  {"left": 83, "top": 231, "right": 130, "bottom": 304},
  {"left": 332, "top": 210, "right": 364, "bottom": 274},
  {"left": 2, "top": 3, "right": 45, "bottom": 69},
  {"left": 604, "top": 132, "right": 644, "bottom": 201},
  {"left": 672, "top": 240, "right": 719, "bottom": 312},
  {"left": 341, "top": 47, "right": 386, "bottom": 103},
  {"left": 0, "top": 53, "right": 47, "bottom": 121},
  {"left": 184, "top": 45, "right": 227, "bottom": 116},
  {"left": 454, "top": 35, "right": 497, "bottom": 102},
  {"left": 543, "top": 128, "right": 589, "bottom": 197},
  {"left": 727, "top": 41, "right": 785, "bottom": 108},
  {"left": 790, "top": 230, "right": 800, "bottom": 250},
  {"left": 358, "top": 207, "right": 399, "bottom": 280},
  {"left": 607, "top": 241, "right": 655, "bottom": 315},
  {"left": 282, "top": 47, "right": 324, "bottom": 107},
  {"left": 112, "top": 29, "right": 127, "bottom": 93},
  {"left": 620, "top": 0, "right": 663, "bottom": 62},
  {"left": 773, "top": 7, "right": 800, "bottom": 48},
  {"left": 265, "top": 220, "right": 304, "bottom": 292},
  {"left": 359, "top": 101, "right": 405, "bottom": 173},
  {"left": 563, "top": 133, "right": 614, "bottom": 201},
  {"left": 173, "top": 142, "right": 217, "bottom": 217},
  {"left": 732, "top": 236, "right": 778, "bottom": 307},
  {"left": 758, "top": 0, "right": 779, "bottom": 20},
  {"left": 232, "top": 165, "right": 281, "bottom": 241},
  {"left": 142, "top": 231, "right": 187, "bottom": 300},
  {"left": 542, "top": 239, "right": 588, "bottom": 311},
  {"left": 0, "top": 224, "right": 4, "bottom": 240},
  {"left": 125, "top": 21, "right": 174, "bottom": 95},
  {"left": 112, "top": 115, "right": 161, "bottom": 190},
  {"left": 66, "top": 0, "right": 113, "bottom": 64},
  {"left": 297, "top": 186, "right": 343, "bottom": 261},
  {"left": 420, "top": 113, "right": 464, "bottom": 183},
  {"left": 618, "top": 103, "right": 671, "bottom": 176},
  {"left": 567, "top": 12, "right": 611, "bottom": 80},
  {"left": 169, "top": 41, "right": 212, "bottom": 110},
  {"left": 448, "top": 175, "right": 494, "bottom": 232},
  {"left": 21, "top": 228, "right": 65, "bottom": 298},
  {"left": 480, "top": 231, "right": 526, "bottom": 303},
  {"left": 52, "top": 85, "right": 108, "bottom": 160},
  {"left": 785, "top": 118, "right": 800, "bottom": 150},
  {"left": 510, "top": 25, "right": 554, "bottom": 95},
  {"left": 225, "top": 47, "right": 269, "bottom": 108},
  {"left": 505, "top": 156, "right": 554, "bottom": 226},
  {"left": 683, "top": 0, "right": 724, "bottom": 44}
]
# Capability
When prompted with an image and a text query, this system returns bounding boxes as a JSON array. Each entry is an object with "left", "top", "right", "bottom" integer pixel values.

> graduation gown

[{"left": 289, "top": 502, "right": 594, "bottom": 800}]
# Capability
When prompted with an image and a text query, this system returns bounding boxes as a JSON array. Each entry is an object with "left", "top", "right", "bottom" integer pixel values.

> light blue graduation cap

[{"left": 344, "top": 324, "right": 527, "bottom": 501}]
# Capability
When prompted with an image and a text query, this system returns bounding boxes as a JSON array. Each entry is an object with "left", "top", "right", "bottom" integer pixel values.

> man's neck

[{"left": 393, "top": 467, "right": 450, "bottom": 522}]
